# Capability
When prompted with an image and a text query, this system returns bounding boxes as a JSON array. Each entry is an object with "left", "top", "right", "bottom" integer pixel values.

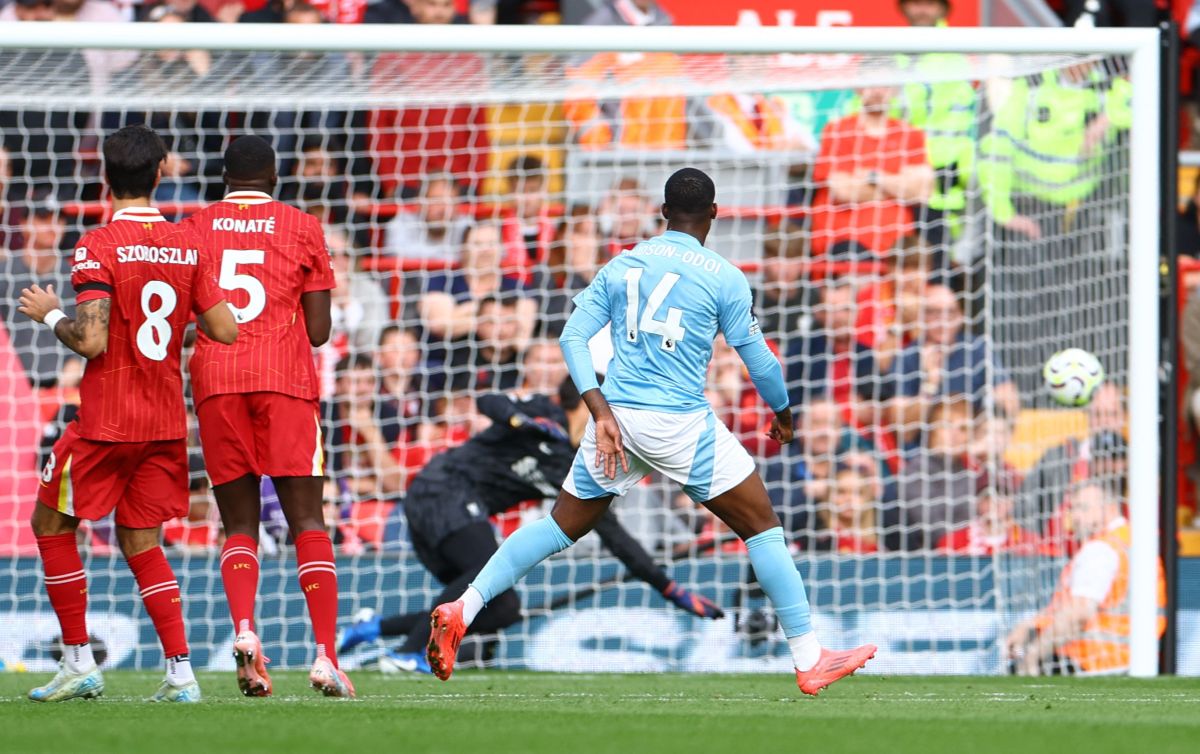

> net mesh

[{"left": 0, "top": 43, "right": 1137, "bottom": 676}]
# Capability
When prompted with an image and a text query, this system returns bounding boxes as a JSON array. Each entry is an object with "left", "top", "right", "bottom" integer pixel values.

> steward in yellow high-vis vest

[
  {"left": 892, "top": 2, "right": 976, "bottom": 246},
  {"left": 977, "top": 62, "right": 1132, "bottom": 396},
  {"left": 978, "top": 66, "right": 1132, "bottom": 233}
]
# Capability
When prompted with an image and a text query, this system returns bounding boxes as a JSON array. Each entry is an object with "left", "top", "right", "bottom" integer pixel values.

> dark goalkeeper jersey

[{"left": 414, "top": 393, "right": 573, "bottom": 515}]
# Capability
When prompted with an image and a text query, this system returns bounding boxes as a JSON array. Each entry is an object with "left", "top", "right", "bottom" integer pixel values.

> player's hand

[
  {"left": 767, "top": 409, "right": 794, "bottom": 444},
  {"left": 17, "top": 283, "right": 62, "bottom": 324},
  {"left": 662, "top": 581, "right": 725, "bottom": 620},
  {"left": 593, "top": 412, "right": 629, "bottom": 480}
]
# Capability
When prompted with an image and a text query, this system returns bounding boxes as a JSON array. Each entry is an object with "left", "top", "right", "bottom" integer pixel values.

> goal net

[{"left": 0, "top": 26, "right": 1163, "bottom": 677}]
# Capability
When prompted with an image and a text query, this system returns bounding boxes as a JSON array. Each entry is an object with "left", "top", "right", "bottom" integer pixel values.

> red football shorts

[
  {"left": 197, "top": 392, "right": 325, "bottom": 487},
  {"left": 37, "top": 422, "right": 189, "bottom": 529}
]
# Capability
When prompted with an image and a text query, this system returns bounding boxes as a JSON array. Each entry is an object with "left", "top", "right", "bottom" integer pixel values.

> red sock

[
  {"left": 295, "top": 530, "right": 339, "bottom": 667},
  {"left": 36, "top": 533, "right": 89, "bottom": 646},
  {"left": 220, "top": 534, "right": 259, "bottom": 634},
  {"left": 127, "top": 547, "right": 188, "bottom": 659}
]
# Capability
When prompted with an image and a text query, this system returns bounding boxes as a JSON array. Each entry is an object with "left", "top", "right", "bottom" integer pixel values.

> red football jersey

[
  {"left": 185, "top": 191, "right": 336, "bottom": 405},
  {"left": 71, "top": 207, "right": 224, "bottom": 442}
]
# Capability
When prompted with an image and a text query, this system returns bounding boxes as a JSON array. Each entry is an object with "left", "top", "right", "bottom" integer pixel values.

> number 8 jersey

[
  {"left": 70, "top": 206, "right": 225, "bottom": 441},
  {"left": 183, "top": 191, "right": 336, "bottom": 406}
]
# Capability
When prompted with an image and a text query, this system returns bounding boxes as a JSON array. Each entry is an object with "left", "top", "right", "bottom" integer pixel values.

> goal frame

[{"left": 0, "top": 22, "right": 1166, "bottom": 677}]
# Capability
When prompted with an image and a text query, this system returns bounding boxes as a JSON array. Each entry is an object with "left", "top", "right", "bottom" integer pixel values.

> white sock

[
  {"left": 788, "top": 631, "right": 822, "bottom": 672},
  {"left": 460, "top": 586, "right": 486, "bottom": 626},
  {"left": 62, "top": 642, "right": 96, "bottom": 674},
  {"left": 166, "top": 655, "right": 195, "bottom": 686}
]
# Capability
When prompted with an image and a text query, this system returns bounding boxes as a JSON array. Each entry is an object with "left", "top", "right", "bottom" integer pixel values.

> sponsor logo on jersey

[
  {"left": 212, "top": 216, "right": 276, "bottom": 234},
  {"left": 748, "top": 318, "right": 761, "bottom": 338},
  {"left": 74, "top": 246, "right": 87, "bottom": 261},
  {"left": 72, "top": 260, "right": 101, "bottom": 272},
  {"left": 115, "top": 245, "right": 199, "bottom": 265}
]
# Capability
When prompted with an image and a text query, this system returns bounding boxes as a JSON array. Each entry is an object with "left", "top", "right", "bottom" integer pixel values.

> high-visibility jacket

[
  {"left": 1035, "top": 522, "right": 1166, "bottom": 673},
  {"left": 979, "top": 70, "right": 1133, "bottom": 224},
  {"left": 892, "top": 50, "right": 976, "bottom": 236},
  {"left": 563, "top": 52, "right": 688, "bottom": 150}
]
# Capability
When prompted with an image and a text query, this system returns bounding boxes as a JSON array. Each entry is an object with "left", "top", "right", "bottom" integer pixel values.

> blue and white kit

[{"left": 559, "top": 230, "right": 789, "bottom": 503}]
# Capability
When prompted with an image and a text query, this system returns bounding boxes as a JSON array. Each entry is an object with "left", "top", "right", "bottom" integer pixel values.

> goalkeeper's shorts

[{"left": 563, "top": 406, "right": 755, "bottom": 504}]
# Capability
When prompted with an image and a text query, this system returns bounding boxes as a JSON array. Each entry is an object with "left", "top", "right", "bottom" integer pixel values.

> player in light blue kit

[{"left": 427, "top": 168, "right": 875, "bottom": 694}]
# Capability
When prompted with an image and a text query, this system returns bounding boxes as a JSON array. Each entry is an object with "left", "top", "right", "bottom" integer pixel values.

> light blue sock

[
  {"left": 745, "top": 527, "right": 812, "bottom": 638},
  {"left": 469, "top": 516, "right": 575, "bottom": 604}
]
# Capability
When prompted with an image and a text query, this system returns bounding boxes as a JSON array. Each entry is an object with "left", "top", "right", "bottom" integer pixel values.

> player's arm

[
  {"left": 721, "top": 274, "right": 793, "bottom": 444},
  {"left": 592, "top": 510, "right": 724, "bottom": 620},
  {"left": 478, "top": 393, "right": 570, "bottom": 441},
  {"left": 301, "top": 290, "right": 332, "bottom": 347},
  {"left": 18, "top": 284, "right": 109, "bottom": 359},
  {"left": 302, "top": 219, "right": 335, "bottom": 347},
  {"left": 559, "top": 287, "right": 629, "bottom": 479},
  {"left": 197, "top": 300, "right": 238, "bottom": 345}
]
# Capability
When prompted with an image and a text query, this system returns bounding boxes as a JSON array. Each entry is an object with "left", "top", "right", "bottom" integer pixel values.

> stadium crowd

[{"left": 0, "top": 0, "right": 1144, "bottom": 563}]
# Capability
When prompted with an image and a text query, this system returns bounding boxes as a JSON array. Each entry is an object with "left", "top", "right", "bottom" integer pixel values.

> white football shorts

[{"left": 563, "top": 405, "right": 756, "bottom": 503}]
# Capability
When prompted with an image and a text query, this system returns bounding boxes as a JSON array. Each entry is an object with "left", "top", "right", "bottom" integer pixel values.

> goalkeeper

[{"left": 339, "top": 376, "right": 723, "bottom": 672}]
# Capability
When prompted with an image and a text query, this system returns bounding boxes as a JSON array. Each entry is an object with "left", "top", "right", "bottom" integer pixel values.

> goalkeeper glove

[
  {"left": 662, "top": 581, "right": 725, "bottom": 620},
  {"left": 509, "top": 412, "right": 569, "bottom": 443}
]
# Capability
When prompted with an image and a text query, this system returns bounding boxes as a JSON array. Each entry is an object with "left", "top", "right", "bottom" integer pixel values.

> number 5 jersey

[{"left": 182, "top": 191, "right": 335, "bottom": 406}]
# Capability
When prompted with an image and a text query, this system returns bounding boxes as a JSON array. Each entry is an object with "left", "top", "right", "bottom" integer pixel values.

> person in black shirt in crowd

[{"left": 337, "top": 376, "right": 724, "bottom": 673}]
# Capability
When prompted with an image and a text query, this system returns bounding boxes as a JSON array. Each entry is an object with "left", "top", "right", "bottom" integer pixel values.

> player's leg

[
  {"left": 254, "top": 392, "right": 349, "bottom": 694},
  {"left": 426, "top": 489, "right": 615, "bottom": 680},
  {"left": 199, "top": 394, "right": 272, "bottom": 697},
  {"left": 210, "top": 473, "right": 275, "bottom": 697},
  {"left": 427, "top": 414, "right": 643, "bottom": 680},
  {"left": 119, "top": 439, "right": 201, "bottom": 702},
  {"left": 198, "top": 396, "right": 264, "bottom": 639},
  {"left": 28, "top": 428, "right": 104, "bottom": 702},
  {"left": 701, "top": 471, "right": 875, "bottom": 695},
  {"left": 397, "top": 522, "right": 521, "bottom": 655},
  {"left": 275, "top": 475, "right": 354, "bottom": 698}
]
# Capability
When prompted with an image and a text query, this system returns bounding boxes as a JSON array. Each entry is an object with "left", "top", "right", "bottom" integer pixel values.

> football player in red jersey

[
  {"left": 17, "top": 125, "right": 237, "bottom": 703},
  {"left": 185, "top": 135, "right": 353, "bottom": 699}
]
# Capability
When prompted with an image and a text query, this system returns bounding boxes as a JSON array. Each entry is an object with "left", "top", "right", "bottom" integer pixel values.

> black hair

[
  {"left": 379, "top": 324, "right": 416, "bottom": 346},
  {"left": 507, "top": 154, "right": 545, "bottom": 184},
  {"left": 663, "top": 167, "right": 715, "bottom": 218},
  {"left": 102, "top": 125, "right": 167, "bottom": 200},
  {"left": 477, "top": 293, "right": 516, "bottom": 312},
  {"left": 224, "top": 135, "right": 277, "bottom": 183},
  {"left": 335, "top": 353, "right": 374, "bottom": 375},
  {"left": 558, "top": 373, "right": 604, "bottom": 412}
]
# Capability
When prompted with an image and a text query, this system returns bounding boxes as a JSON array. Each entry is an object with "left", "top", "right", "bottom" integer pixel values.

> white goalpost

[{"left": 0, "top": 23, "right": 1163, "bottom": 677}]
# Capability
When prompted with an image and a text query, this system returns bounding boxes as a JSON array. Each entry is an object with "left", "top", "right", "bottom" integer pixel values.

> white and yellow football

[{"left": 1043, "top": 348, "right": 1105, "bottom": 407}]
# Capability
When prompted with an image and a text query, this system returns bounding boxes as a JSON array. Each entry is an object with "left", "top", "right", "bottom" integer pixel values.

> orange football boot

[
  {"left": 309, "top": 655, "right": 355, "bottom": 699},
  {"left": 795, "top": 644, "right": 877, "bottom": 696},
  {"left": 233, "top": 630, "right": 272, "bottom": 697},
  {"left": 427, "top": 601, "right": 467, "bottom": 681}
]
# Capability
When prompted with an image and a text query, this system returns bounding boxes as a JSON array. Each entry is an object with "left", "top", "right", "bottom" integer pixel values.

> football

[{"left": 1043, "top": 348, "right": 1106, "bottom": 407}]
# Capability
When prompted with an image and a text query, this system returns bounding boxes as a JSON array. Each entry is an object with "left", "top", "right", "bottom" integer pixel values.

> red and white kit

[
  {"left": 38, "top": 207, "right": 224, "bottom": 526},
  {"left": 184, "top": 191, "right": 335, "bottom": 485}
]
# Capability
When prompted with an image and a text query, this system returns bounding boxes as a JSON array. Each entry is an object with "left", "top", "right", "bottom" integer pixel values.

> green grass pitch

[{"left": 4, "top": 671, "right": 1200, "bottom": 754}]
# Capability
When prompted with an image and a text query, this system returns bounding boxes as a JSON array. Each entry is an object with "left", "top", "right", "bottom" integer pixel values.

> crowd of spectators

[{"left": 0, "top": 0, "right": 1142, "bottom": 558}]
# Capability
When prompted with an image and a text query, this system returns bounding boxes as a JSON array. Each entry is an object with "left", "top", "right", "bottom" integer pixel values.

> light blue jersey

[{"left": 568, "top": 230, "right": 762, "bottom": 413}]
